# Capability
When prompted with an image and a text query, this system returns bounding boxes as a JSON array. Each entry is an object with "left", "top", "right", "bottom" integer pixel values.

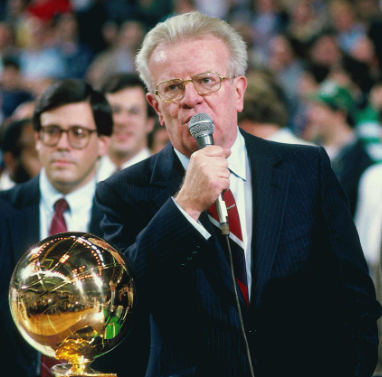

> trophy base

[{"left": 52, "top": 363, "right": 117, "bottom": 377}]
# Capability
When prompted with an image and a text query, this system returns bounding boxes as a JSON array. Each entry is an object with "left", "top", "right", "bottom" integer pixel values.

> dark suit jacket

[
  {"left": 95, "top": 131, "right": 381, "bottom": 377},
  {"left": 0, "top": 175, "right": 103, "bottom": 377}
]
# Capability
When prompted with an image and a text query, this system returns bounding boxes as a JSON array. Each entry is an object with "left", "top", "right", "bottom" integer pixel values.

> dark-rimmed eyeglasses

[
  {"left": 154, "top": 71, "right": 233, "bottom": 103},
  {"left": 39, "top": 125, "right": 98, "bottom": 149}
]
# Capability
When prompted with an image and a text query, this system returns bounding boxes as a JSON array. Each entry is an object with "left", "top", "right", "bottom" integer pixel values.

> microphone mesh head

[{"left": 189, "top": 113, "right": 214, "bottom": 138}]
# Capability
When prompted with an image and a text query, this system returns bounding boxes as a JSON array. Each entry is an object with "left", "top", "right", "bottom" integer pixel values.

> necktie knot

[
  {"left": 49, "top": 198, "right": 69, "bottom": 236},
  {"left": 54, "top": 198, "right": 69, "bottom": 214}
]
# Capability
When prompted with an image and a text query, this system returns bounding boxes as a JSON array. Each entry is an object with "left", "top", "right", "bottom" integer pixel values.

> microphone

[{"left": 189, "top": 113, "right": 229, "bottom": 235}]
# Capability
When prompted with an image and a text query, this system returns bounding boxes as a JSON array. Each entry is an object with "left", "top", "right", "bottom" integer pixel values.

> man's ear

[
  {"left": 235, "top": 76, "right": 247, "bottom": 113},
  {"left": 147, "top": 93, "right": 164, "bottom": 126}
]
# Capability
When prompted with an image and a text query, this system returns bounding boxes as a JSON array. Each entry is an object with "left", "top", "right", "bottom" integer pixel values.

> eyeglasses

[
  {"left": 155, "top": 71, "right": 233, "bottom": 103},
  {"left": 39, "top": 125, "right": 98, "bottom": 149}
]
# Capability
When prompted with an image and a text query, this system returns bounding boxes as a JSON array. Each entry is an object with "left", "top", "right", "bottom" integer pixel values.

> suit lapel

[
  {"left": 8, "top": 177, "right": 40, "bottom": 263},
  {"left": 149, "top": 145, "right": 246, "bottom": 307},
  {"left": 89, "top": 200, "right": 103, "bottom": 237},
  {"left": 242, "top": 132, "right": 291, "bottom": 311},
  {"left": 150, "top": 143, "right": 185, "bottom": 208},
  {"left": 148, "top": 137, "right": 291, "bottom": 311}
]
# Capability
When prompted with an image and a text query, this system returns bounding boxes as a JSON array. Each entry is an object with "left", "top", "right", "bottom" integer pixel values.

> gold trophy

[{"left": 9, "top": 232, "right": 136, "bottom": 376}]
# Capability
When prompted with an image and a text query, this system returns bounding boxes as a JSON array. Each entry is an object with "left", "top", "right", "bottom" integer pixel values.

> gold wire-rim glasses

[{"left": 154, "top": 71, "right": 234, "bottom": 103}]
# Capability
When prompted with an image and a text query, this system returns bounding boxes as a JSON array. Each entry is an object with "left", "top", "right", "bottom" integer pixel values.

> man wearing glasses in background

[
  {"left": 95, "top": 12, "right": 381, "bottom": 377},
  {"left": 0, "top": 79, "right": 112, "bottom": 377}
]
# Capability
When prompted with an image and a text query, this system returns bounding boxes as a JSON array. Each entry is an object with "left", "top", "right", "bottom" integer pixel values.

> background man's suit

[
  {"left": 95, "top": 130, "right": 381, "bottom": 377},
  {"left": 0, "top": 175, "right": 102, "bottom": 377}
]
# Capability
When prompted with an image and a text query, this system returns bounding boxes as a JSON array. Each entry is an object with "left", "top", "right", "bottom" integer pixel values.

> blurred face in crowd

[
  {"left": 106, "top": 87, "right": 154, "bottom": 161},
  {"left": 306, "top": 101, "right": 337, "bottom": 140},
  {"left": 36, "top": 102, "right": 108, "bottom": 194},
  {"left": 310, "top": 35, "right": 342, "bottom": 67},
  {"left": 330, "top": 2, "right": 357, "bottom": 32},
  {"left": 18, "top": 123, "right": 41, "bottom": 179},
  {"left": 146, "top": 36, "right": 247, "bottom": 157},
  {"left": 4, "top": 122, "right": 41, "bottom": 184}
]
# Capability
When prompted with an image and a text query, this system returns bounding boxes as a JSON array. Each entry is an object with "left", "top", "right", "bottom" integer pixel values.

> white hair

[{"left": 135, "top": 11, "right": 248, "bottom": 92}]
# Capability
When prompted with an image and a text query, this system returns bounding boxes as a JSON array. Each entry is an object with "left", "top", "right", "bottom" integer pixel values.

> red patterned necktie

[
  {"left": 41, "top": 198, "right": 69, "bottom": 377},
  {"left": 48, "top": 198, "right": 69, "bottom": 236},
  {"left": 208, "top": 189, "right": 249, "bottom": 308}
]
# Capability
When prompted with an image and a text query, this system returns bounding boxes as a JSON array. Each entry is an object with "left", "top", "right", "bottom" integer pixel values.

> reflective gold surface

[{"left": 9, "top": 232, "right": 136, "bottom": 376}]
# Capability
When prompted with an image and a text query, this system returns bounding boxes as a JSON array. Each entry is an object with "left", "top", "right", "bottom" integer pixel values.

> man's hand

[{"left": 175, "top": 146, "right": 231, "bottom": 221}]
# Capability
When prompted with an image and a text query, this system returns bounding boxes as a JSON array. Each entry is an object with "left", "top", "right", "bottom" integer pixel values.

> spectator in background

[
  {"left": 97, "top": 73, "right": 155, "bottom": 181},
  {"left": 86, "top": 20, "right": 145, "bottom": 87},
  {"left": 349, "top": 35, "right": 380, "bottom": 82},
  {"left": 328, "top": 0, "right": 367, "bottom": 55},
  {"left": 305, "top": 80, "right": 374, "bottom": 216},
  {"left": 354, "top": 109, "right": 382, "bottom": 376},
  {"left": 148, "top": 119, "right": 170, "bottom": 154},
  {"left": 0, "top": 78, "right": 112, "bottom": 377},
  {"left": 238, "top": 73, "right": 314, "bottom": 146},
  {"left": 0, "top": 56, "right": 33, "bottom": 118},
  {"left": 294, "top": 62, "right": 330, "bottom": 136},
  {"left": 285, "top": 0, "right": 324, "bottom": 49},
  {"left": 354, "top": 81, "right": 382, "bottom": 162},
  {"left": 173, "top": 0, "right": 197, "bottom": 15},
  {"left": 0, "top": 21, "right": 19, "bottom": 71},
  {"left": 308, "top": 32, "right": 343, "bottom": 71},
  {"left": 0, "top": 117, "right": 41, "bottom": 190},
  {"left": 53, "top": 12, "right": 94, "bottom": 79},
  {"left": 250, "top": 0, "right": 288, "bottom": 62},
  {"left": 268, "top": 33, "right": 305, "bottom": 122},
  {"left": 25, "top": 0, "right": 72, "bottom": 23},
  {"left": 19, "top": 16, "right": 65, "bottom": 82},
  {"left": 11, "top": 99, "right": 35, "bottom": 121},
  {"left": 133, "top": 0, "right": 173, "bottom": 30}
]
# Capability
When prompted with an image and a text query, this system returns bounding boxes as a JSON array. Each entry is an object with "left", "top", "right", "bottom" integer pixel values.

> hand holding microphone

[{"left": 174, "top": 113, "right": 230, "bottom": 234}]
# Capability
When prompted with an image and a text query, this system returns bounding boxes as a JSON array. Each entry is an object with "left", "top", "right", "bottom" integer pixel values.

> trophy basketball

[{"left": 9, "top": 232, "right": 136, "bottom": 376}]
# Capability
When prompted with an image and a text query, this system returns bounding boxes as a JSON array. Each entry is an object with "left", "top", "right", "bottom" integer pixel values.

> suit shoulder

[
  {"left": 100, "top": 153, "right": 159, "bottom": 191},
  {"left": 0, "top": 177, "right": 40, "bottom": 208},
  {"left": 246, "top": 133, "right": 321, "bottom": 162}
]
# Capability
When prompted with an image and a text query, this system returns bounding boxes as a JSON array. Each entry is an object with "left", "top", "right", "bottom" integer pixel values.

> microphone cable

[{"left": 223, "top": 234, "right": 256, "bottom": 377}]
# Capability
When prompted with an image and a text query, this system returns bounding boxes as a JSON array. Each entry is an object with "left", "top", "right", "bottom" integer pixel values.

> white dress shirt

[
  {"left": 39, "top": 169, "right": 96, "bottom": 240},
  {"left": 173, "top": 129, "right": 253, "bottom": 298},
  {"left": 97, "top": 148, "right": 151, "bottom": 182},
  {"left": 0, "top": 171, "right": 15, "bottom": 191},
  {"left": 354, "top": 163, "right": 382, "bottom": 280}
]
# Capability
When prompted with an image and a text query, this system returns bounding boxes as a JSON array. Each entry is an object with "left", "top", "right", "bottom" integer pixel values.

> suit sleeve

[
  {"left": 95, "top": 180, "right": 215, "bottom": 306},
  {"left": 318, "top": 147, "right": 382, "bottom": 376}
]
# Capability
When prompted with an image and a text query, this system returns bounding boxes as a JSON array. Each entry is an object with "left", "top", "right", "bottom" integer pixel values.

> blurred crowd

[
  {"left": 1, "top": 0, "right": 382, "bottom": 161},
  {"left": 1, "top": 2, "right": 382, "bottom": 238},
  {"left": 0, "top": 4, "right": 382, "bottom": 243},
  {"left": 2, "top": 0, "right": 382, "bottom": 263},
  {"left": 1, "top": 0, "right": 382, "bottom": 375}
]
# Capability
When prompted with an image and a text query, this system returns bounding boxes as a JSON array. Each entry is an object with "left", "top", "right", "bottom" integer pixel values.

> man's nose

[
  {"left": 56, "top": 130, "right": 71, "bottom": 149},
  {"left": 180, "top": 81, "right": 203, "bottom": 107}
]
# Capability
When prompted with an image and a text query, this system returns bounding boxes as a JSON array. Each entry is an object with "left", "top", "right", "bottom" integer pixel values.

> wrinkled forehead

[{"left": 148, "top": 36, "right": 230, "bottom": 81}]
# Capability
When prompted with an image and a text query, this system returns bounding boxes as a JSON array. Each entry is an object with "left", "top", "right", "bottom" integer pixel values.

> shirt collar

[
  {"left": 174, "top": 127, "right": 247, "bottom": 181},
  {"left": 121, "top": 148, "right": 151, "bottom": 169},
  {"left": 40, "top": 168, "right": 96, "bottom": 213}
]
